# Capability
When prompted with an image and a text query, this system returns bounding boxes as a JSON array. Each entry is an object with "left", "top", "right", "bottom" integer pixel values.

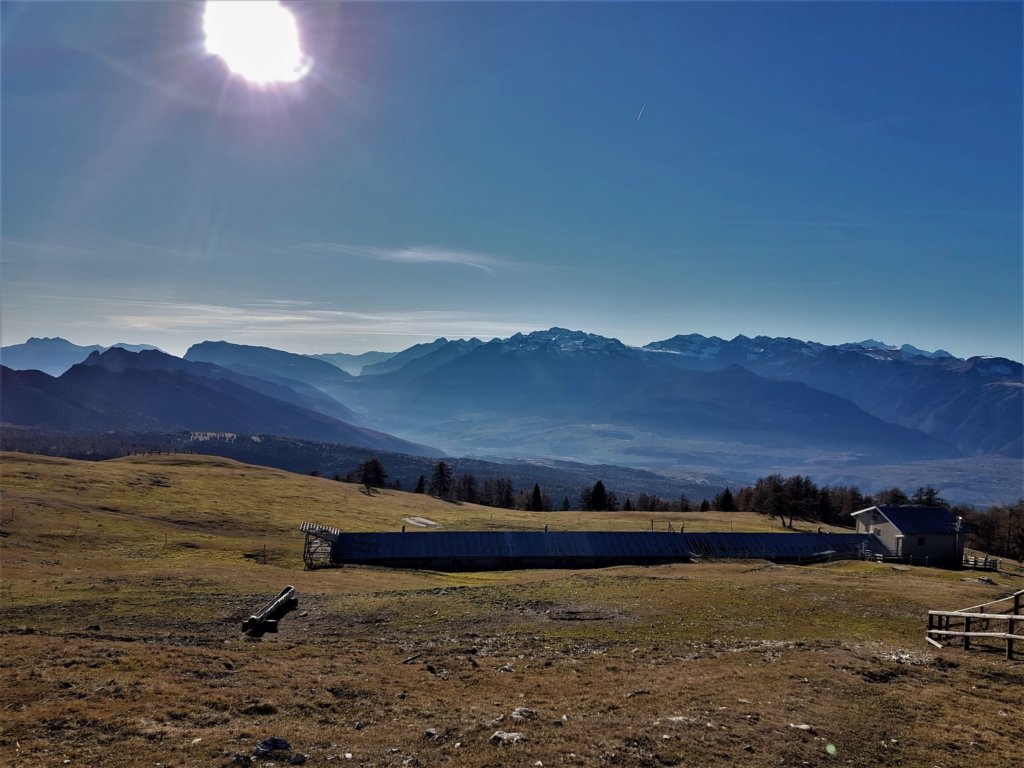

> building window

[{"left": 917, "top": 536, "right": 926, "bottom": 546}]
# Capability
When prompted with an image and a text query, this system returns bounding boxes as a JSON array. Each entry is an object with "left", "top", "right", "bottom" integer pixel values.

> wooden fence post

[
  {"left": 1008, "top": 615, "right": 1016, "bottom": 660},
  {"left": 1010, "top": 593, "right": 1022, "bottom": 660}
]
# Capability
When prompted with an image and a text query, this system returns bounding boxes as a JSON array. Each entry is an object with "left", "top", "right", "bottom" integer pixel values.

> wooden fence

[
  {"left": 863, "top": 552, "right": 931, "bottom": 567},
  {"left": 926, "top": 590, "right": 1023, "bottom": 660},
  {"left": 962, "top": 555, "right": 1000, "bottom": 571}
]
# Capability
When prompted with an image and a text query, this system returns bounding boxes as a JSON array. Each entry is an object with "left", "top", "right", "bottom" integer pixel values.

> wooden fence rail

[
  {"left": 962, "top": 555, "right": 1000, "bottom": 571},
  {"left": 863, "top": 552, "right": 931, "bottom": 566},
  {"left": 926, "top": 590, "right": 1024, "bottom": 660}
]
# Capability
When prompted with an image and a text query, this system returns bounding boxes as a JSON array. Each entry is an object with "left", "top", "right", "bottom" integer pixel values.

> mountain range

[
  {"left": 0, "top": 337, "right": 162, "bottom": 376},
  {"left": 319, "top": 329, "right": 1013, "bottom": 470},
  {"left": 0, "top": 347, "right": 434, "bottom": 456},
  {"left": 2, "top": 329, "right": 1020, "bottom": 503},
  {"left": 643, "top": 333, "right": 1022, "bottom": 457}
]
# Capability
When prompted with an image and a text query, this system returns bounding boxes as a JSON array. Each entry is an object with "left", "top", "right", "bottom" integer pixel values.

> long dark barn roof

[
  {"left": 684, "top": 531, "right": 885, "bottom": 560},
  {"left": 322, "top": 530, "right": 889, "bottom": 571}
]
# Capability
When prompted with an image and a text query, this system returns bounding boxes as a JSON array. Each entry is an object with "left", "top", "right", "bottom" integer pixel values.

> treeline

[
  {"left": 410, "top": 462, "right": 555, "bottom": 511},
  {"left": 730, "top": 474, "right": 874, "bottom": 527},
  {"left": 336, "top": 459, "right": 540, "bottom": 509},
  {"left": 962, "top": 501, "right": 1023, "bottom": 561},
  {"left": 381, "top": 466, "right": 698, "bottom": 514},
  {"left": 726, "top": 474, "right": 966, "bottom": 528}
]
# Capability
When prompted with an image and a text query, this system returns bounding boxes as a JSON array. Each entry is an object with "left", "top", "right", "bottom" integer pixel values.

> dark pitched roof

[{"left": 873, "top": 506, "right": 961, "bottom": 535}]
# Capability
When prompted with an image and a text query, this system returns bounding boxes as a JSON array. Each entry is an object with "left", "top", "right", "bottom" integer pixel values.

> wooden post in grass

[
  {"left": 1010, "top": 593, "right": 1022, "bottom": 660},
  {"left": 242, "top": 586, "right": 298, "bottom": 638},
  {"left": 1008, "top": 615, "right": 1016, "bottom": 660}
]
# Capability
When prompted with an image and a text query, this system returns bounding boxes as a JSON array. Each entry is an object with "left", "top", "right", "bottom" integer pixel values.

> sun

[{"left": 203, "top": 1, "right": 312, "bottom": 85}]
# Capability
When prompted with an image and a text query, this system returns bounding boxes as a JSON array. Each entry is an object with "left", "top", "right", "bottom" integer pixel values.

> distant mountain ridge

[
  {"left": 838, "top": 339, "right": 955, "bottom": 359},
  {"left": 339, "top": 328, "right": 962, "bottom": 468},
  {"left": 0, "top": 337, "right": 162, "bottom": 376},
  {"left": 81, "top": 346, "right": 359, "bottom": 424},
  {"left": 0, "top": 348, "right": 436, "bottom": 457},
  {"left": 644, "top": 333, "right": 1021, "bottom": 457},
  {"left": 184, "top": 340, "right": 354, "bottom": 390},
  {"left": 359, "top": 338, "right": 455, "bottom": 376},
  {"left": 4, "top": 328, "right": 1020, "bottom": 503},
  {"left": 367, "top": 338, "right": 485, "bottom": 380}
]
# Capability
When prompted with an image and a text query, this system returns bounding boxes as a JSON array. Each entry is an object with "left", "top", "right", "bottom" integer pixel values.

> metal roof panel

[
  {"left": 873, "top": 506, "right": 960, "bottom": 534},
  {"left": 327, "top": 530, "right": 889, "bottom": 568}
]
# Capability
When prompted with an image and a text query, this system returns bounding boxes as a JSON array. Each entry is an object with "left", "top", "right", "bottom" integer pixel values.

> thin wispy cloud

[
  {"left": 298, "top": 242, "right": 513, "bottom": 273},
  {"left": 0, "top": 237, "right": 126, "bottom": 266},
  {"left": 0, "top": 236, "right": 205, "bottom": 267}
]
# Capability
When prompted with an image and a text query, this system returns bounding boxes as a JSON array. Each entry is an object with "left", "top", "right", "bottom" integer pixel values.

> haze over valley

[{"left": 3, "top": 328, "right": 1020, "bottom": 505}]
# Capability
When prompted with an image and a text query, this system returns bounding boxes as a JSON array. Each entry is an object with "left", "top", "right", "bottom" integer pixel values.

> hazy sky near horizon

[{"left": 2, "top": 1, "right": 1021, "bottom": 360}]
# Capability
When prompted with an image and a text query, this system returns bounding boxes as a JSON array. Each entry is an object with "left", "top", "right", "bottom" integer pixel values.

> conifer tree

[
  {"left": 714, "top": 487, "right": 736, "bottom": 512},
  {"left": 430, "top": 461, "right": 454, "bottom": 499},
  {"left": 589, "top": 480, "right": 609, "bottom": 511},
  {"left": 531, "top": 483, "right": 543, "bottom": 512}
]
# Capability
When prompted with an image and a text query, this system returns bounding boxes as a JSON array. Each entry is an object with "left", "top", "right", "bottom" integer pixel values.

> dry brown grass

[{"left": 1, "top": 452, "right": 1022, "bottom": 767}]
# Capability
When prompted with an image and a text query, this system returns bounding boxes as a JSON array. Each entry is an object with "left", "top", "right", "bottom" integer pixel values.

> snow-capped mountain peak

[{"left": 500, "top": 328, "right": 630, "bottom": 356}]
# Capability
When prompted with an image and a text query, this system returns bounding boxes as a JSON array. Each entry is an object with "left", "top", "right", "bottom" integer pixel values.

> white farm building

[{"left": 852, "top": 505, "right": 965, "bottom": 567}]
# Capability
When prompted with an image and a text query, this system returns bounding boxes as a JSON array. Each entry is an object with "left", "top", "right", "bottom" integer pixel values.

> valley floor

[{"left": 1, "top": 453, "right": 1022, "bottom": 767}]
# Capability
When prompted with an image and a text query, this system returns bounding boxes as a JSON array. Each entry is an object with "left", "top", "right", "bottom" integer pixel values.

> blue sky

[{"left": 2, "top": 1, "right": 1021, "bottom": 360}]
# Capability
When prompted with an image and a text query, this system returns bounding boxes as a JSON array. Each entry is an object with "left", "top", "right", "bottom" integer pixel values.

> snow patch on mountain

[
  {"left": 500, "top": 328, "right": 631, "bottom": 356},
  {"left": 839, "top": 339, "right": 959, "bottom": 360}
]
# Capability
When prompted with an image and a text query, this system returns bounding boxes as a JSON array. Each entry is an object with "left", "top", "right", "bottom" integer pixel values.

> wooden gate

[{"left": 926, "top": 590, "right": 1023, "bottom": 660}]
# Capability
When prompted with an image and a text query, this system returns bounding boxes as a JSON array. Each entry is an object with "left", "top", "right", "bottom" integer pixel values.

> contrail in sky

[{"left": 636, "top": 101, "right": 645, "bottom": 121}]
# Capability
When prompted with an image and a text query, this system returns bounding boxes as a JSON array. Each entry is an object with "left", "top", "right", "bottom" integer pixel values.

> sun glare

[{"left": 204, "top": 1, "right": 311, "bottom": 85}]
